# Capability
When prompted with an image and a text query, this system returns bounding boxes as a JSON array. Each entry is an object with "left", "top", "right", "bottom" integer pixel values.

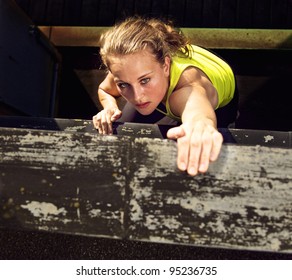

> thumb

[
  {"left": 111, "top": 109, "right": 122, "bottom": 121},
  {"left": 167, "top": 125, "right": 186, "bottom": 139}
]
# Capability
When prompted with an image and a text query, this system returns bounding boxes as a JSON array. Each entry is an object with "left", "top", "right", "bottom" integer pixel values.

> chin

[{"left": 137, "top": 108, "right": 155, "bottom": 116}]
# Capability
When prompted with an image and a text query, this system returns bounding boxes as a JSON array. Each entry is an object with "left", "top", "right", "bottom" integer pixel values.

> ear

[{"left": 163, "top": 55, "right": 171, "bottom": 77}]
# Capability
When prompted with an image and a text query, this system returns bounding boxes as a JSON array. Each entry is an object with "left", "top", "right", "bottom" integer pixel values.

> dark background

[
  {"left": 13, "top": 0, "right": 292, "bottom": 28},
  {"left": 8, "top": 0, "right": 292, "bottom": 131}
]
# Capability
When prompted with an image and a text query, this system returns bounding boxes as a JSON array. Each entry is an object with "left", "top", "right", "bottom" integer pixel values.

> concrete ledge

[
  {"left": 38, "top": 26, "right": 292, "bottom": 50},
  {"left": 0, "top": 125, "right": 291, "bottom": 253}
]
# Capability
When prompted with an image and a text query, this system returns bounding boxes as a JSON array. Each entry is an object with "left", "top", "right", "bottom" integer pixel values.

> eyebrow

[
  {"left": 138, "top": 71, "right": 153, "bottom": 80},
  {"left": 113, "top": 71, "right": 153, "bottom": 83},
  {"left": 113, "top": 78, "right": 125, "bottom": 83}
]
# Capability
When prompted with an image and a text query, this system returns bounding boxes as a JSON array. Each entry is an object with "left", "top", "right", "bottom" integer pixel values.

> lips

[{"left": 136, "top": 102, "right": 150, "bottom": 109}]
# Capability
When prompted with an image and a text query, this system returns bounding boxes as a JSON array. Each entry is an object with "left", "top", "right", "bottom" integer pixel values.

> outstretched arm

[{"left": 167, "top": 67, "right": 223, "bottom": 176}]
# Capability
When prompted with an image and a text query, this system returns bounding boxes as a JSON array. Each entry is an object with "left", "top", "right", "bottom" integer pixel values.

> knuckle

[
  {"left": 214, "top": 132, "right": 223, "bottom": 143},
  {"left": 202, "top": 134, "right": 212, "bottom": 145},
  {"left": 95, "top": 114, "right": 101, "bottom": 121},
  {"left": 190, "top": 139, "right": 201, "bottom": 149},
  {"left": 101, "top": 120, "right": 108, "bottom": 126},
  {"left": 177, "top": 136, "right": 188, "bottom": 147}
]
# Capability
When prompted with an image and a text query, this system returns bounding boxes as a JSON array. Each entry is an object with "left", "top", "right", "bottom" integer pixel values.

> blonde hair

[{"left": 99, "top": 17, "right": 189, "bottom": 69}]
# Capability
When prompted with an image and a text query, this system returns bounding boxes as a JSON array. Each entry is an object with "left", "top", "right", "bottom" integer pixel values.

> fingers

[
  {"left": 209, "top": 131, "right": 223, "bottom": 162},
  {"left": 187, "top": 125, "right": 206, "bottom": 175},
  {"left": 92, "top": 108, "right": 122, "bottom": 135},
  {"left": 176, "top": 133, "right": 189, "bottom": 172},
  {"left": 169, "top": 123, "right": 223, "bottom": 176},
  {"left": 111, "top": 109, "right": 122, "bottom": 122},
  {"left": 101, "top": 110, "right": 113, "bottom": 134},
  {"left": 196, "top": 128, "right": 215, "bottom": 173},
  {"left": 167, "top": 126, "right": 186, "bottom": 139},
  {"left": 92, "top": 114, "right": 106, "bottom": 134},
  {"left": 167, "top": 126, "right": 188, "bottom": 172}
]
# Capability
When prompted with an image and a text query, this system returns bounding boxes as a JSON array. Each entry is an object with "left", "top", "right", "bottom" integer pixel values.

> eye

[
  {"left": 117, "top": 82, "right": 129, "bottom": 89},
  {"left": 140, "top": 78, "right": 150, "bottom": 85}
]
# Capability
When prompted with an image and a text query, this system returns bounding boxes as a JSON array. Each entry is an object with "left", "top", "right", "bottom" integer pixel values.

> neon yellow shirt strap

[{"left": 158, "top": 45, "right": 235, "bottom": 121}]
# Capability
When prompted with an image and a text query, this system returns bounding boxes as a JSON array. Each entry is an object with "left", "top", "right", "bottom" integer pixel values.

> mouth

[{"left": 136, "top": 102, "right": 150, "bottom": 109}]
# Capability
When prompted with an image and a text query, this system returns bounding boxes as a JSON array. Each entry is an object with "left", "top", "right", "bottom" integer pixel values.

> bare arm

[
  {"left": 98, "top": 72, "right": 121, "bottom": 109},
  {"left": 93, "top": 72, "right": 122, "bottom": 134},
  {"left": 167, "top": 67, "right": 223, "bottom": 176}
]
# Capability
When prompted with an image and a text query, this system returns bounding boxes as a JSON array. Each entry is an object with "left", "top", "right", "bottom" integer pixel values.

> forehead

[
  {"left": 108, "top": 49, "right": 161, "bottom": 78},
  {"left": 108, "top": 48, "right": 158, "bottom": 67}
]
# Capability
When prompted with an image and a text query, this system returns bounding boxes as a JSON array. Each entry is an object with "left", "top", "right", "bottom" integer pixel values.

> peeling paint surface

[
  {"left": 21, "top": 201, "right": 67, "bottom": 221},
  {"left": 0, "top": 127, "right": 292, "bottom": 253},
  {"left": 0, "top": 127, "right": 125, "bottom": 237},
  {"left": 264, "top": 135, "right": 274, "bottom": 143},
  {"left": 127, "top": 138, "right": 292, "bottom": 252}
]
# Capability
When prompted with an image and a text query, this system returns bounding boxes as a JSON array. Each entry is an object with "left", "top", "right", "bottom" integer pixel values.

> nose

[{"left": 132, "top": 85, "right": 144, "bottom": 102}]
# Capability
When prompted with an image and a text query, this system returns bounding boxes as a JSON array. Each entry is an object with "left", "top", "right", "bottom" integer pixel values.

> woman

[{"left": 92, "top": 17, "right": 238, "bottom": 176}]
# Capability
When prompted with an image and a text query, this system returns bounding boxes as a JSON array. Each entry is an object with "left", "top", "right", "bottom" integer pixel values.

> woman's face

[{"left": 108, "top": 49, "right": 170, "bottom": 115}]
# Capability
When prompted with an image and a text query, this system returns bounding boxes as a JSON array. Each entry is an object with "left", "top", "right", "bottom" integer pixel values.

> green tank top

[{"left": 156, "top": 45, "right": 236, "bottom": 121}]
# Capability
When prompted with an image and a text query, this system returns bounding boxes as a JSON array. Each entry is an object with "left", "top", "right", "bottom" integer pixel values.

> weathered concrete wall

[{"left": 0, "top": 126, "right": 291, "bottom": 253}]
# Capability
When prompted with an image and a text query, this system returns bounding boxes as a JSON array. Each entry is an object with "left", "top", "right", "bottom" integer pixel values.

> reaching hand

[
  {"left": 167, "top": 119, "right": 223, "bottom": 176},
  {"left": 92, "top": 108, "right": 122, "bottom": 134}
]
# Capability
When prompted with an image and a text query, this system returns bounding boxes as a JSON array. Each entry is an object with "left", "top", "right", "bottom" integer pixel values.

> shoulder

[
  {"left": 175, "top": 66, "right": 212, "bottom": 90},
  {"left": 168, "top": 66, "right": 218, "bottom": 114},
  {"left": 171, "top": 45, "right": 214, "bottom": 90}
]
